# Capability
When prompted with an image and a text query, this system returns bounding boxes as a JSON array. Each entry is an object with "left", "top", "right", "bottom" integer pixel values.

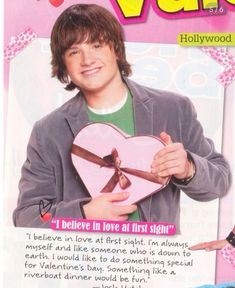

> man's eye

[
  {"left": 68, "top": 50, "right": 79, "bottom": 56},
  {"left": 93, "top": 43, "right": 101, "bottom": 49}
]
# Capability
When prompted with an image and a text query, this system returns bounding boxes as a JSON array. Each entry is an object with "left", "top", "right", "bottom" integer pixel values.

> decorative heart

[
  {"left": 49, "top": 0, "right": 64, "bottom": 7},
  {"left": 71, "top": 123, "right": 169, "bottom": 205},
  {"left": 40, "top": 212, "right": 52, "bottom": 222},
  {"left": 39, "top": 199, "right": 52, "bottom": 217}
]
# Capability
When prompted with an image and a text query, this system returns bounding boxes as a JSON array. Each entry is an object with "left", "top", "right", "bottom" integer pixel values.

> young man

[{"left": 13, "top": 4, "right": 230, "bottom": 230}]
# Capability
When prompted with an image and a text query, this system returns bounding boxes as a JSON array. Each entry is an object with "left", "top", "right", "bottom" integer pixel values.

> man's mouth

[{"left": 81, "top": 67, "right": 102, "bottom": 76}]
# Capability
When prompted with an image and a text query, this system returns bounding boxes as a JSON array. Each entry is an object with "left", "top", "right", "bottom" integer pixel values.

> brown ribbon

[{"left": 71, "top": 144, "right": 166, "bottom": 193}]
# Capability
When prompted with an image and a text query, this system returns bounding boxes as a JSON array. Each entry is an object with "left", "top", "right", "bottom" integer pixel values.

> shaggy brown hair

[{"left": 50, "top": 4, "right": 131, "bottom": 90}]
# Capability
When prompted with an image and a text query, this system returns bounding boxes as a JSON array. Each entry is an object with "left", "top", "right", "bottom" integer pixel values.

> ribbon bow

[{"left": 71, "top": 144, "right": 167, "bottom": 193}]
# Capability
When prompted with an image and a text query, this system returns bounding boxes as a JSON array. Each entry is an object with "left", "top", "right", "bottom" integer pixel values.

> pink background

[{"left": 4, "top": 0, "right": 235, "bottom": 285}]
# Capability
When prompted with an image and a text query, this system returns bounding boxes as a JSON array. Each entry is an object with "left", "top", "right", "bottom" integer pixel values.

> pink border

[{"left": 3, "top": 0, "right": 235, "bottom": 284}]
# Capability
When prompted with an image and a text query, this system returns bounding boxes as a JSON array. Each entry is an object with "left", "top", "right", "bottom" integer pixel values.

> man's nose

[{"left": 80, "top": 49, "right": 95, "bottom": 66}]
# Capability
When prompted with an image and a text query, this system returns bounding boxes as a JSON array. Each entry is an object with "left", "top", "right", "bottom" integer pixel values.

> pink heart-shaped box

[{"left": 71, "top": 123, "right": 169, "bottom": 205}]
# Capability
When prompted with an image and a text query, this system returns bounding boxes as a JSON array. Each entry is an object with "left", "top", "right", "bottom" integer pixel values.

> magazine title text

[{"left": 111, "top": 0, "right": 235, "bottom": 23}]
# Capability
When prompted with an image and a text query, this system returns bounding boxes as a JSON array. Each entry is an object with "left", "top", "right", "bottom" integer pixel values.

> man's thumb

[{"left": 160, "top": 131, "right": 173, "bottom": 145}]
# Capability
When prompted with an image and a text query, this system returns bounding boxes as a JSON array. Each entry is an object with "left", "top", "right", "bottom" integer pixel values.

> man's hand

[
  {"left": 189, "top": 239, "right": 228, "bottom": 251},
  {"left": 83, "top": 192, "right": 137, "bottom": 221},
  {"left": 151, "top": 132, "right": 193, "bottom": 180}
]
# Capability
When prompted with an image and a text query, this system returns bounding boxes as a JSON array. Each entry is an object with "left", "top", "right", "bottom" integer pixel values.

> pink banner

[{"left": 51, "top": 218, "right": 176, "bottom": 236}]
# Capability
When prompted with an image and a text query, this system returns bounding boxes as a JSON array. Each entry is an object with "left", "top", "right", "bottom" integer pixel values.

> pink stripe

[
  {"left": 4, "top": 27, "right": 37, "bottom": 62},
  {"left": 51, "top": 218, "right": 176, "bottom": 236},
  {"left": 201, "top": 47, "right": 235, "bottom": 87},
  {"left": 220, "top": 244, "right": 235, "bottom": 268}
]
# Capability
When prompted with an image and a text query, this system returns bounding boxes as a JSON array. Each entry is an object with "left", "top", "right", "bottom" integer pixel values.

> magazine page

[{"left": 3, "top": 1, "right": 235, "bottom": 287}]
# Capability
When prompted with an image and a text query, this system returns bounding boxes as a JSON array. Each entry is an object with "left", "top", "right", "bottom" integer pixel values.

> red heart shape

[
  {"left": 40, "top": 213, "right": 52, "bottom": 222},
  {"left": 71, "top": 123, "right": 169, "bottom": 205},
  {"left": 49, "top": 0, "right": 64, "bottom": 7}
]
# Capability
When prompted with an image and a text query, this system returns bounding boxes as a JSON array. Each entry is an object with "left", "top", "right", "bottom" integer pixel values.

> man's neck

[{"left": 82, "top": 76, "right": 127, "bottom": 110}]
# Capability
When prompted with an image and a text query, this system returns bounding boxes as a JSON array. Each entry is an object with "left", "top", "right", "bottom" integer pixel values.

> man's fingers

[
  {"left": 113, "top": 204, "right": 137, "bottom": 216},
  {"left": 155, "top": 166, "right": 182, "bottom": 177},
  {"left": 101, "top": 192, "right": 130, "bottom": 202},
  {"left": 154, "top": 143, "right": 184, "bottom": 158},
  {"left": 160, "top": 132, "right": 173, "bottom": 145},
  {"left": 152, "top": 152, "right": 179, "bottom": 167},
  {"left": 84, "top": 192, "right": 135, "bottom": 220},
  {"left": 152, "top": 159, "right": 183, "bottom": 175}
]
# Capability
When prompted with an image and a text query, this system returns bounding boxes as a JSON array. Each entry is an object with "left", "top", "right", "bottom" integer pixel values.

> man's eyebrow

[
  {"left": 66, "top": 39, "right": 105, "bottom": 50},
  {"left": 67, "top": 45, "right": 79, "bottom": 50}
]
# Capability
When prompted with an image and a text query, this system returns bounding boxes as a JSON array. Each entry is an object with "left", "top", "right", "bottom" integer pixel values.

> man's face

[{"left": 63, "top": 41, "right": 120, "bottom": 94}]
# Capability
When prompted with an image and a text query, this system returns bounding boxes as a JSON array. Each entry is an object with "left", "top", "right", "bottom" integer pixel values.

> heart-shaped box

[{"left": 71, "top": 123, "right": 169, "bottom": 205}]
